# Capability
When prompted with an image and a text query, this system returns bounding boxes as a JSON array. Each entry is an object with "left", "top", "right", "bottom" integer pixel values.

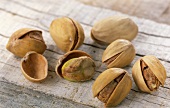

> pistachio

[
  {"left": 91, "top": 16, "right": 138, "bottom": 45},
  {"left": 50, "top": 17, "right": 85, "bottom": 52},
  {"left": 6, "top": 28, "right": 47, "bottom": 57},
  {"left": 132, "top": 55, "right": 166, "bottom": 93},
  {"left": 102, "top": 39, "right": 135, "bottom": 68},
  {"left": 21, "top": 51, "right": 48, "bottom": 82},
  {"left": 56, "top": 50, "right": 95, "bottom": 81},
  {"left": 92, "top": 68, "right": 132, "bottom": 107}
]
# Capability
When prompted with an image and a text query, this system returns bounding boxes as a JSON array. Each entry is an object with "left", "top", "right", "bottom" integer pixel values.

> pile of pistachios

[{"left": 6, "top": 16, "right": 166, "bottom": 107}]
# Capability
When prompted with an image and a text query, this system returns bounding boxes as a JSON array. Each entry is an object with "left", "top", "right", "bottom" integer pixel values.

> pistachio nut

[
  {"left": 6, "top": 28, "right": 47, "bottom": 57},
  {"left": 21, "top": 51, "right": 48, "bottom": 82},
  {"left": 50, "top": 17, "right": 85, "bottom": 52},
  {"left": 56, "top": 50, "right": 95, "bottom": 81},
  {"left": 92, "top": 68, "right": 132, "bottom": 107},
  {"left": 102, "top": 39, "right": 135, "bottom": 68},
  {"left": 91, "top": 16, "right": 138, "bottom": 45},
  {"left": 132, "top": 55, "right": 166, "bottom": 93}
]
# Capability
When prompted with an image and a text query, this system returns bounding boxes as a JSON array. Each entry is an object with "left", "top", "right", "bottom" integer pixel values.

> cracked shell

[
  {"left": 50, "top": 17, "right": 85, "bottom": 52},
  {"left": 92, "top": 68, "right": 132, "bottom": 107},
  {"left": 102, "top": 39, "right": 135, "bottom": 68},
  {"left": 6, "top": 28, "right": 47, "bottom": 57},
  {"left": 21, "top": 51, "right": 48, "bottom": 82},
  {"left": 91, "top": 16, "right": 138, "bottom": 45},
  {"left": 56, "top": 50, "right": 95, "bottom": 82},
  {"left": 132, "top": 55, "right": 166, "bottom": 93}
]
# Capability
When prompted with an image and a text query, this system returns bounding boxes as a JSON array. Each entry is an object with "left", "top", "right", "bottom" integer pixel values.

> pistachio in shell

[
  {"left": 132, "top": 55, "right": 166, "bottom": 93},
  {"left": 91, "top": 16, "right": 138, "bottom": 45},
  {"left": 102, "top": 39, "right": 135, "bottom": 68},
  {"left": 92, "top": 68, "right": 132, "bottom": 107},
  {"left": 21, "top": 51, "right": 48, "bottom": 82},
  {"left": 56, "top": 50, "right": 95, "bottom": 82},
  {"left": 6, "top": 28, "right": 47, "bottom": 57},
  {"left": 49, "top": 17, "right": 85, "bottom": 52}
]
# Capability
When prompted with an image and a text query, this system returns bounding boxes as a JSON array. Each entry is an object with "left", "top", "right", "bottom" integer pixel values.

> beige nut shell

[
  {"left": 50, "top": 17, "right": 84, "bottom": 52},
  {"left": 102, "top": 39, "right": 135, "bottom": 68},
  {"left": 21, "top": 51, "right": 48, "bottom": 82},
  {"left": 91, "top": 16, "right": 138, "bottom": 45},
  {"left": 132, "top": 55, "right": 166, "bottom": 93},
  {"left": 6, "top": 28, "right": 47, "bottom": 57},
  {"left": 92, "top": 68, "right": 132, "bottom": 107}
]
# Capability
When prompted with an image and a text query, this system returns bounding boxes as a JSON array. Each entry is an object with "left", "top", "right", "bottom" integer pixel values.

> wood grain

[
  {"left": 78, "top": 0, "right": 170, "bottom": 25},
  {"left": 0, "top": 0, "right": 170, "bottom": 107}
]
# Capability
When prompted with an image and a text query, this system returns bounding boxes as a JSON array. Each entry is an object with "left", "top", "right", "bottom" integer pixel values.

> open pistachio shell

[
  {"left": 92, "top": 68, "right": 132, "bottom": 107},
  {"left": 91, "top": 16, "right": 138, "bottom": 45},
  {"left": 132, "top": 55, "right": 166, "bottom": 93},
  {"left": 21, "top": 51, "right": 48, "bottom": 82},
  {"left": 102, "top": 39, "right": 135, "bottom": 68},
  {"left": 50, "top": 17, "right": 85, "bottom": 52},
  {"left": 6, "top": 28, "right": 47, "bottom": 57},
  {"left": 56, "top": 50, "right": 95, "bottom": 81}
]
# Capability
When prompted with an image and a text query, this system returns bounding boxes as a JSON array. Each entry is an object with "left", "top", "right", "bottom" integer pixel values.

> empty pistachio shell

[
  {"left": 21, "top": 51, "right": 48, "bottom": 82},
  {"left": 132, "top": 55, "right": 166, "bottom": 93},
  {"left": 50, "top": 17, "right": 85, "bottom": 52},
  {"left": 102, "top": 39, "right": 135, "bottom": 68},
  {"left": 6, "top": 28, "right": 47, "bottom": 57},
  {"left": 56, "top": 50, "right": 95, "bottom": 81},
  {"left": 92, "top": 68, "right": 132, "bottom": 107},
  {"left": 91, "top": 16, "right": 138, "bottom": 45}
]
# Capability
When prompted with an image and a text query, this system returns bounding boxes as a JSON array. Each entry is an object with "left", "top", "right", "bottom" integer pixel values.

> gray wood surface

[
  {"left": 0, "top": 81, "right": 92, "bottom": 108},
  {"left": 78, "top": 0, "right": 170, "bottom": 25},
  {"left": 0, "top": 0, "right": 170, "bottom": 108}
]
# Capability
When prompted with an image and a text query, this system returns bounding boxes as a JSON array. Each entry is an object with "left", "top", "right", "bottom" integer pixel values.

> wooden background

[
  {"left": 0, "top": 0, "right": 170, "bottom": 108},
  {"left": 79, "top": 0, "right": 170, "bottom": 25}
]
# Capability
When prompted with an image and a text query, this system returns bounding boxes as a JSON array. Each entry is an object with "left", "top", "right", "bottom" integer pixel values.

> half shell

[{"left": 21, "top": 51, "right": 48, "bottom": 82}]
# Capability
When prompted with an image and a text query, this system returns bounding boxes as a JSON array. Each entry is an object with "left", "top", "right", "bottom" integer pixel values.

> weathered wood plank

[
  {"left": 0, "top": 81, "right": 93, "bottom": 108},
  {"left": 1, "top": 7, "right": 170, "bottom": 69},
  {"left": 2, "top": 0, "right": 170, "bottom": 37},
  {"left": 0, "top": 0, "right": 170, "bottom": 107},
  {"left": 78, "top": 0, "right": 170, "bottom": 25}
]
